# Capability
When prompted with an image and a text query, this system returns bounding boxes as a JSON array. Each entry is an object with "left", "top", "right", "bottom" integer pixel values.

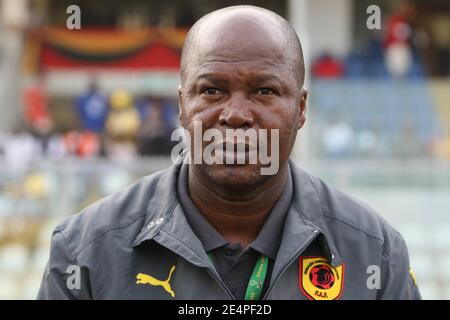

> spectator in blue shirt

[{"left": 75, "top": 81, "right": 109, "bottom": 134}]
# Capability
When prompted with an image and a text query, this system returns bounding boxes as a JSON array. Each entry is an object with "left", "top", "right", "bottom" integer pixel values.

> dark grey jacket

[{"left": 37, "top": 159, "right": 421, "bottom": 300}]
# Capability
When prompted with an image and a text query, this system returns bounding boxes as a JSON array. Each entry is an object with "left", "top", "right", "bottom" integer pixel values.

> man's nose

[{"left": 218, "top": 97, "right": 254, "bottom": 128}]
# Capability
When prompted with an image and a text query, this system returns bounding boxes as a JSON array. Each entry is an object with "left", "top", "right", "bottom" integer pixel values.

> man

[
  {"left": 38, "top": 5, "right": 421, "bottom": 300},
  {"left": 75, "top": 81, "right": 109, "bottom": 134}
]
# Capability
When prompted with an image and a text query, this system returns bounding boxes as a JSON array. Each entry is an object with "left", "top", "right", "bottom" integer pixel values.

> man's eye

[
  {"left": 257, "top": 88, "right": 275, "bottom": 95},
  {"left": 201, "top": 88, "right": 222, "bottom": 95}
]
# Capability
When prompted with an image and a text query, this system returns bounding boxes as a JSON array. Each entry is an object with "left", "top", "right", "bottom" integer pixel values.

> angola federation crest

[{"left": 299, "top": 256, "right": 345, "bottom": 300}]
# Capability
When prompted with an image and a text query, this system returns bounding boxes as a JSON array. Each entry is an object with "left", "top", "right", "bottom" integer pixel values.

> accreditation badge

[{"left": 299, "top": 256, "right": 345, "bottom": 300}]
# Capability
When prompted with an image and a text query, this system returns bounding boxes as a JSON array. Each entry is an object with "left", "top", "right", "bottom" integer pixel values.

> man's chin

[{"left": 200, "top": 163, "right": 271, "bottom": 190}]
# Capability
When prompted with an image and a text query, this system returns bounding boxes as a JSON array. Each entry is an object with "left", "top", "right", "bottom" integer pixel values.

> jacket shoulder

[
  {"left": 301, "top": 171, "right": 420, "bottom": 299},
  {"left": 303, "top": 170, "right": 403, "bottom": 250},
  {"left": 52, "top": 168, "right": 169, "bottom": 262}
]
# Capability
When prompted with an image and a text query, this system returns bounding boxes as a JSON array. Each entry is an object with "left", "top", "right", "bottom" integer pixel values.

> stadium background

[{"left": 0, "top": 0, "right": 449, "bottom": 299}]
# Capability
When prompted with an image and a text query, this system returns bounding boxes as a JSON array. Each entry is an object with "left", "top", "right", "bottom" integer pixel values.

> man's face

[{"left": 179, "top": 15, "right": 307, "bottom": 189}]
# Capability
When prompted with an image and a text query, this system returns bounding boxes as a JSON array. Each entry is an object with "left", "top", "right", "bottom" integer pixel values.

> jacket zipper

[
  {"left": 262, "top": 231, "right": 319, "bottom": 300},
  {"left": 207, "top": 268, "right": 235, "bottom": 300}
]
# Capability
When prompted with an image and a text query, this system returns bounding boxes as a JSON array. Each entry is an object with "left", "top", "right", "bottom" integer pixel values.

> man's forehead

[
  {"left": 191, "top": 61, "right": 290, "bottom": 83},
  {"left": 193, "top": 13, "right": 286, "bottom": 59},
  {"left": 196, "top": 49, "right": 284, "bottom": 67},
  {"left": 195, "top": 70, "right": 286, "bottom": 83},
  {"left": 181, "top": 7, "right": 304, "bottom": 86},
  {"left": 188, "top": 30, "right": 288, "bottom": 80},
  {"left": 184, "top": 50, "right": 296, "bottom": 87},
  {"left": 195, "top": 42, "right": 286, "bottom": 64}
]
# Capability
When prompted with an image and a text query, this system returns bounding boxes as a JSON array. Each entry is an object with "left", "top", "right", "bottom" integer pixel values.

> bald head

[{"left": 180, "top": 5, "right": 305, "bottom": 86}]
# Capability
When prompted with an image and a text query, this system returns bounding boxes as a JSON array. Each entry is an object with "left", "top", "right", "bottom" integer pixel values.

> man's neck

[{"left": 188, "top": 165, "right": 289, "bottom": 248}]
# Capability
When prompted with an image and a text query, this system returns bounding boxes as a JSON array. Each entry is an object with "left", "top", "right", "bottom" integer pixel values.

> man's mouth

[
  {"left": 215, "top": 141, "right": 257, "bottom": 153},
  {"left": 210, "top": 141, "right": 258, "bottom": 164}
]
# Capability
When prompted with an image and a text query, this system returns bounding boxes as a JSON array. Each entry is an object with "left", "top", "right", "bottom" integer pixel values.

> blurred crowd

[
  {"left": 309, "top": 2, "right": 450, "bottom": 160},
  {"left": 311, "top": 2, "right": 448, "bottom": 79},
  {"left": 0, "top": 78, "right": 179, "bottom": 175}
]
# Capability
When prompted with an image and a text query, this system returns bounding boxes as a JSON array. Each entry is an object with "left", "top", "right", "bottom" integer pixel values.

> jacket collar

[
  {"left": 131, "top": 155, "right": 342, "bottom": 268},
  {"left": 288, "top": 159, "right": 342, "bottom": 266},
  {"left": 130, "top": 154, "right": 183, "bottom": 248}
]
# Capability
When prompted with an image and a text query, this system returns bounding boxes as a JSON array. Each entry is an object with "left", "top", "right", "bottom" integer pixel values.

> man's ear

[
  {"left": 298, "top": 87, "right": 308, "bottom": 129},
  {"left": 178, "top": 85, "right": 185, "bottom": 128}
]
